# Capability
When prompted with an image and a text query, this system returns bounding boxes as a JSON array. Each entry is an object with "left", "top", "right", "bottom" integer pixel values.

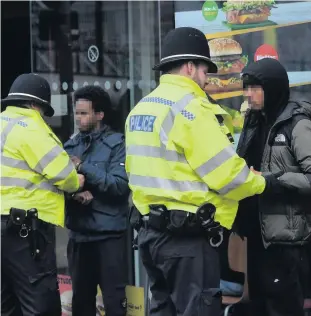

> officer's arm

[
  {"left": 78, "top": 140, "right": 129, "bottom": 197},
  {"left": 174, "top": 109, "right": 265, "bottom": 201},
  {"left": 20, "top": 131, "right": 79, "bottom": 193}
]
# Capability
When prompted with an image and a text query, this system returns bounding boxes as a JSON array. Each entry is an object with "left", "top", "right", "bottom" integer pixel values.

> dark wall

[{"left": 1, "top": 1, "right": 31, "bottom": 99}]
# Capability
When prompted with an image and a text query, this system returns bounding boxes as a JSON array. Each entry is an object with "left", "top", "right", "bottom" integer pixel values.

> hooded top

[
  {"left": 242, "top": 58, "right": 290, "bottom": 123},
  {"left": 236, "top": 60, "right": 311, "bottom": 242}
]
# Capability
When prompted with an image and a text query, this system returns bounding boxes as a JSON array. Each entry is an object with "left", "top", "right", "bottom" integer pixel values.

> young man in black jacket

[
  {"left": 235, "top": 58, "right": 311, "bottom": 316},
  {"left": 64, "top": 86, "right": 129, "bottom": 316}
]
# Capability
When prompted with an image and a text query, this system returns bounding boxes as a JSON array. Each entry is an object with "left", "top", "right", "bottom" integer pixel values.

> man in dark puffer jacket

[{"left": 235, "top": 58, "right": 311, "bottom": 316}]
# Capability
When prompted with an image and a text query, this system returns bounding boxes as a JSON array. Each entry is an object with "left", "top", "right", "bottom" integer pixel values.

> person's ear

[
  {"left": 96, "top": 111, "right": 104, "bottom": 121},
  {"left": 187, "top": 61, "right": 197, "bottom": 77}
]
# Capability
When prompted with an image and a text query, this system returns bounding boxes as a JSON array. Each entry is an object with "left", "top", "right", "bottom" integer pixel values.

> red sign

[
  {"left": 57, "top": 274, "right": 105, "bottom": 316},
  {"left": 58, "top": 275, "right": 73, "bottom": 316},
  {"left": 254, "top": 44, "right": 279, "bottom": 62}
]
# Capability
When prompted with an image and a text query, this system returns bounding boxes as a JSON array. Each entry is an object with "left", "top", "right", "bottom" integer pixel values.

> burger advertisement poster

[
  {"left": 175, "top": 1, "right": 311, "bottom": 34},
  {"left": 205, "top": 38, "right": 248, "bottom": 94},
  {"left": 222, "top": 0, "right": 277, "bottom": 28},
  {"left": 175, "top": 0, "right": 311, "bottom": 102}
]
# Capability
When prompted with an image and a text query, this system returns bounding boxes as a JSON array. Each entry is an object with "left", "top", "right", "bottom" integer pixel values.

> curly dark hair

[
  {"left": 73, "top": 85, "right": 111, "bottom": 113},
  {"left": 73, "top": 85, "right": 119, "bottom": 129}
]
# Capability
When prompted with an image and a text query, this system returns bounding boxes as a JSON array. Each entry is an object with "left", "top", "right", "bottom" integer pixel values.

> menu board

[{"left": 175, "top": 0, "right": 311, "bottom": 134}]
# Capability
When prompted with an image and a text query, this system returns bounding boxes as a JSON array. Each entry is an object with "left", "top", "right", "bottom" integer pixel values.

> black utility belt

[
  {"left": 3, "top": 208, "right": 50, "bottom": 236},
  {"left": 129, "top": 204, "right": 224, "bottom": 248},
  {"left": 3, "top": 208, "right": 46, "bottom": 260}
]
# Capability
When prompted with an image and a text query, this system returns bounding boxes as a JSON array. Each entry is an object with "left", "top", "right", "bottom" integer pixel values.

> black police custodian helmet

[
  {"left": 153, "top": 27, "right": 218, "bottom": 73},
  {"left": 1, "top": 73, "right": 54, "bottom": 117}
]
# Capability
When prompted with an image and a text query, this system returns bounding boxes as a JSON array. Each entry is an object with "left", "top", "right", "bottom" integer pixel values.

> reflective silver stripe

[
  {"left": 218, "top": 165, "right": 250, "bottom": 195},
  {"left": 52, "top": 160, "right": 75, "bottom": 183},
  {"left": 127, "top": 144, "right": 187, "bottom": 163},
  {"left": 127, "top": 95, "right": 194, "bottom": 163},
  {"left": 0, "top": 177, "right": 61, "bottom": 194},
  {"left": 1, "top": 156, "right": 30, "bottom": 170},
  {"left": 1, "top": 117, "right": 62, "bottom": 194},
  {"left": 195, "top": 145, "right": 236, "bottom": 178},
  {"left": 129, "top": 174, "right": 208, "bottom": 192},
  {"left": 160, "top": 94, "right": 195, "bottom": 145},
  {"left": 1, "top": 116, "right": 30, "bottom": 170},
  {"left": 1, "top": 116, "right": 26, "bottom": 152},
  {"left": 33, "top": 145, "right": 64, "bottom": 174}
]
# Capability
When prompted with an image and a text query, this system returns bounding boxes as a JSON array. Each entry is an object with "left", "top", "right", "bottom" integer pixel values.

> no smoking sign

[{"left": 87, "top": 45, "right": 99, "bottom": 63}]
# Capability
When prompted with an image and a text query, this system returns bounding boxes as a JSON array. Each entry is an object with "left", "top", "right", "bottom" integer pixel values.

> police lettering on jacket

[{"left": 129, "top": 115, "right": 156, "bottom": 132}]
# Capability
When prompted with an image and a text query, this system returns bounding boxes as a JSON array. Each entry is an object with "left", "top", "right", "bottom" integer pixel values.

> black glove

[{"left": 263, "top": 172, "right": 285, "bottom": 195}]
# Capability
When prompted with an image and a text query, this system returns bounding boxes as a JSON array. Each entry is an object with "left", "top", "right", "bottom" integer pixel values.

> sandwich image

[
  {"left": 222, "top": 0, "right": 275, "bottom": 25},
  {"left": 206, "top": 38, "right": 248, "bottom": 94}
]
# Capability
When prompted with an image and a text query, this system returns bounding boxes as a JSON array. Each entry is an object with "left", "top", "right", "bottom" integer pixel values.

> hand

[
  {"left": 262, "top": 172, "right": 285, "bottom": 196},
  {"left": 73, "top": 191, "right": 94, "bottom": 205},
  {"left": 70, "top": 156, "right": 81, "bottom": 169},
  {"left": 78, "top": 174, "right": 85, "bottom": 189},
  {"left": 250, "top": 166, "right": 262, "bottom": 176}
]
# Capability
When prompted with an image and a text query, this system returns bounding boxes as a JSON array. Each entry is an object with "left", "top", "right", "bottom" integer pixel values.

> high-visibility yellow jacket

[
  {"left": 1, "top": 106, "right": 79, "bottom": 226},
  {"left": 125, "top": 75, "right": 265, "bottom": 229},
  {"left": 206, "top": 94, "right": 244, "bottom": 135},
  {"left": 220, "top": 105, "right": 244, "bottom": 134}
]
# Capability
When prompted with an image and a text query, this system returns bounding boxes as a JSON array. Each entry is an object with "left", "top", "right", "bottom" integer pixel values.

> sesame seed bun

[{"left": 209, "top": 38, "right": 242, "bottom": 57}]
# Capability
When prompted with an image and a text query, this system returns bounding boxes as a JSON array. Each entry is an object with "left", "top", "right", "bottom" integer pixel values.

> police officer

[
  {"left": 125, "top": 27, "right": 266, "bottom": 315},
  {"left": 1, "top": 73, "right": 84, "bottom": 316}
]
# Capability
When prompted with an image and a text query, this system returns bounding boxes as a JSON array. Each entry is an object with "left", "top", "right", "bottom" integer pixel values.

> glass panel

[
  {"left": 174, "top": 0, "right": 311, "bottom": 141},
  {"left": 30, "top": 2, "right": 174, "bottom": 311}
]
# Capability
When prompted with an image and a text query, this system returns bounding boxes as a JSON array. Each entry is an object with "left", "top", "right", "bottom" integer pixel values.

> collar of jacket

[
  {"left": 5, "top": 106, "right": 56, "bottom": 136},
  {"left": 160, "top": 74, "right": 207, "bottom": 98},
  {"left": 72, "top": 125, "right": 112, "bottom": 146},
  {"left": 6, "top": 105, "right": 44, "bottom": 120}
]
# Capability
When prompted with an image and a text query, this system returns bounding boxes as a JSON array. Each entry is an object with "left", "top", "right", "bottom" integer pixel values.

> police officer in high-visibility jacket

[
  {"left": 0, "top": 73, "right": 84, "bottom": 316},
  {"left": 125, "top": 27, "right": 266, "bottom": 316}
]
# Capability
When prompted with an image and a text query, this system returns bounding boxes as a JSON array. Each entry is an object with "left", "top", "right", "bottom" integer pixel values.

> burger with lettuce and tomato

[
  {"left": 223, "top": 0, "right": 276, "bottom": 25},
  {"left": 205, "top": 38, "right": 248, "bottom": 94}
]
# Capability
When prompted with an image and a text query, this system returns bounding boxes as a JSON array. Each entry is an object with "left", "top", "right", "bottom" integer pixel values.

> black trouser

[
  {"left": 1, "top": 217, "right": 61, "bottom": 316},
  {"left": 138, "top": 227, "right": 221, "bottom": 316},
  {"left": 247, "top": 236, "right": 310, "bottom": 316},
  {"left": 67, "top": 235, "right": 127, "bottom": 316}
]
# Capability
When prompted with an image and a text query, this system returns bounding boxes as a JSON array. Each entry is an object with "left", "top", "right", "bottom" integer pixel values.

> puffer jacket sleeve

[{"left": 277, "top": 118, "right": 311, "bottom": 195}]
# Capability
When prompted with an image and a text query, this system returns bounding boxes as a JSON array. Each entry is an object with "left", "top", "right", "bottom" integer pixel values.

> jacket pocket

[
  {"left": 28, "top": 268, "right": 61, "bottom": 314},
  {"left": 91, "top": 199, "right": 118, "bottom": 216}
]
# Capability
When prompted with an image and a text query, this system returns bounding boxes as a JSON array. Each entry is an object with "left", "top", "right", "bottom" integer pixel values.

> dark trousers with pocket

[
  {"left": 67, "top": 235, "right": 128, "bottom": 316},
  {"left": 138, "top": 227, "right": 221, "bottom": 316},
  {"left": 1, "top": 217, "right": 61, "bottom": 316},
  {"left": 247, "top": 236, "right": 310, "bottom": 316}
]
